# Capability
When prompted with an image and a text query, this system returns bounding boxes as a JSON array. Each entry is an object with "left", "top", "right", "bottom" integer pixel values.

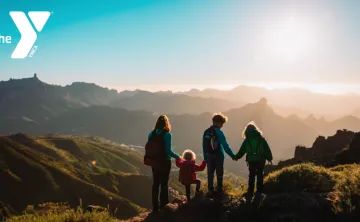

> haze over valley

[{"left": 1, "top": 75, "right": 359, "bottom": 167}]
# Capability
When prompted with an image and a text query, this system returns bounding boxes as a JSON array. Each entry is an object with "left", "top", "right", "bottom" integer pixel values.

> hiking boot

[
  {"left": 159, "top": 202, "right": 169, "bottom": 210},
  {"left": 152, "top": 204, "right": 159, "bottom": 213},
  {"left": 195, "top": 190, "right": 204, "bottom": 197},
  {"left": 245, "top": 193, "right": 253, "bottom": 204},
  {"left": 219, "top": 194, "right": 231, "bottom": 204},
  {"left": 253, "top": 192, "right": 265, "bottom": 204},
  {"left": 150, "top": 208, "right": 159, "bottom": 216},
  {"left": 205, "top": 190, "right": 215, "bottom": 198},
  {"left": 239, "top": 197, "right": 247, "bottom": 204}
]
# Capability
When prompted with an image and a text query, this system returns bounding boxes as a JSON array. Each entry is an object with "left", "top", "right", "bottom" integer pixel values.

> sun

[{"left": 269, "top": 19, "right": 313, "bottom": 61}]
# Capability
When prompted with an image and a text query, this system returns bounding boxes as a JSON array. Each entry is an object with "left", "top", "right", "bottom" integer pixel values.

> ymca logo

[{"left": 8, "top": 11, "right": 51, "bottom": 59}]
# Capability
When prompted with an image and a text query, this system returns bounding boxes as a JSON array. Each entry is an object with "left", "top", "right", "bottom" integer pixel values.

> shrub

[
  {"left": 265, "top": 163, "right": 340, "bottom": 193},
  {"left": 265, "top": 163, "right": 360, "bottom": 213}
]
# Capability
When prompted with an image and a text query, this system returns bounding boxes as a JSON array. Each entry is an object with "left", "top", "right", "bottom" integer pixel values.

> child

[
  {"left": 176, "top": 149, "right": 206, "bottom": 201},
  {"left": 235, "top": 121, "right": 273, "bottom": 204}
]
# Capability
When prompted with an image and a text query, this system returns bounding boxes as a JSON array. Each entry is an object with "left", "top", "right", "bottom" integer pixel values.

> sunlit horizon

[
  {"left": 2, "top": 73, "right": 360, "bottom": 95},
  {"left": 107, "top": 82, "right": 360, "bottom": 95}
]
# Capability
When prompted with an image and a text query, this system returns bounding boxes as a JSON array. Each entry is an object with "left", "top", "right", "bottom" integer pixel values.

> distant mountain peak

[{"left": 258, "top": 97, "right": 268, "bottom": 106}]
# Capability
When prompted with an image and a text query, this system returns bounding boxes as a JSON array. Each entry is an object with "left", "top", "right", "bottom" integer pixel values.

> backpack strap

[
  {"left": 150, "top": 130, "right": 157, "bottom": 140},
  {"left": 209, "top": 127, "right": 216, "bottom": 150}
]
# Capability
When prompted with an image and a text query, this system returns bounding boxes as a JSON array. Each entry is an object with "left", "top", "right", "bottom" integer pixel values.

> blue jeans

[{"left": 207, "top": 154, "right": 224, "bottom": 192}]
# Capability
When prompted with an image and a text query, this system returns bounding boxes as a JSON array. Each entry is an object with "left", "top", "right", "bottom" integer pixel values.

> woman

[
  {"left": 234, "top": 121, "right": 273, "bottom": 203},
  {"left": 148, "top": 115, "right": 180, "bottom": 213}
]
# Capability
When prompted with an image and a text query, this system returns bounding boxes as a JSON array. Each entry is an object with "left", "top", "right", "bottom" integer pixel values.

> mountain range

[
  {"left": 1, "top": 75, "right": 360, "bottom": 176},
  {"left": 1, "top": 75, "right": 360, "bottom": 221},
  {"left": 180, "top": 85, "right": 360, "bottom": 119}
]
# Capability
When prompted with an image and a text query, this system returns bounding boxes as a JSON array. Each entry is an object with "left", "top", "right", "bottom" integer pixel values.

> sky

[{"left": 1, "top": 0, "right": 360, "bottom": 94}]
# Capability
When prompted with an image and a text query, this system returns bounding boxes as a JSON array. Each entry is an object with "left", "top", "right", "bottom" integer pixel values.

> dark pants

[
  {"left": 207, "top": 154, "right": 224, "bottom": 192},
  {"left": 185, "top": 179, "right": 201, "bottom": 200},
  {"left": 248, "top": 161, "right": 266, "bottom": 196},
  {"left": 152, "top": 160, "right": 171, "bottom": 211}
]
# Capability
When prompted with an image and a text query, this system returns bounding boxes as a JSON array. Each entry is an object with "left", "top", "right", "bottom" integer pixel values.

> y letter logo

[{"left": 9, "top": 11, "right": 50, "bottom": 59}]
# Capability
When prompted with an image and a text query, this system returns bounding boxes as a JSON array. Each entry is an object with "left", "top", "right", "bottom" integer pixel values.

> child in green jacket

[{"left": 235, "top": 121, "right": 273, "bottom": 203}]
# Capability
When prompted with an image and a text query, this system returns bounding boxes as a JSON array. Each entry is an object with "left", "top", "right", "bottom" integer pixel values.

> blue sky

[{"left": 1, "top": 0, "right": 360, "bottom": 93}]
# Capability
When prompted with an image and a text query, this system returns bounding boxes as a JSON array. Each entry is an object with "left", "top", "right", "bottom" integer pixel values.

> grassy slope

[
  {"left": 0, "top": 134, "right": 156, "bottom": 219},
  {"left": 6, "top": 203, "right": 118, "bottom": 222}
]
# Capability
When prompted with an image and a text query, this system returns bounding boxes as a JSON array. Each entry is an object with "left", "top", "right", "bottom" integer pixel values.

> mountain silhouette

[
  {"left": 1, "top": 76, "right": 360, "bottom": 176},
  {"left": 0, "top": 76, "right": 241, "bottom": 123}
]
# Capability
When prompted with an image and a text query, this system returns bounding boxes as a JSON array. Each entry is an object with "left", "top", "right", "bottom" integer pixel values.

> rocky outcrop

[
  {"left": 265, "top": 130, "right": 360, "bottom": 175},
  {"left": 278, "top": 130, "right": 357, "bottom": 167},
  {"left": 331, "top": 132, "right": 360, "bottom": 166},
  {"left": 125, "top": 192, "right": 346, "bottom": 222}
]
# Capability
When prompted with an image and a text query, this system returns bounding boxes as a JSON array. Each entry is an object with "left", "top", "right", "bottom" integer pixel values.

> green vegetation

[
  {"left": 7, "top": 203, "right": 117, "bottom": 222},
  {"left": 265, "top": 163, "right": 360, "bottom": 213},
  {"left": 196, "top": 171, "right": 246, "bottom": 197},
  {"left": 0, "top": 134, "right": 153, "bottom": 219},
  {"left": 8, "top": 210, "right": 115, "bottom": 222},
  {"left": 2, "top": 131, "right": 360, "bottom": 221}
]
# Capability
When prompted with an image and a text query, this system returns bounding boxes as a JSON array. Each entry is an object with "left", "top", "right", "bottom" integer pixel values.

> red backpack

[{"left": 144, "top": 130, "right": 167, "bottom": 168}]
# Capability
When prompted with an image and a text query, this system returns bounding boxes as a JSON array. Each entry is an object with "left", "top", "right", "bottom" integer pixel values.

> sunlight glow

[
  {"left": 269, "top": 18, "right": 314, "bottom": 61},
  {"left": 244, "top": 82, "right": 360, "bottom": 95}
]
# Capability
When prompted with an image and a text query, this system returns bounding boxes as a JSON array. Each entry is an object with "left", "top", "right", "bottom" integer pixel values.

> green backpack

[{"left": 246, "top": 137, "right": 264, "bottom": 163}]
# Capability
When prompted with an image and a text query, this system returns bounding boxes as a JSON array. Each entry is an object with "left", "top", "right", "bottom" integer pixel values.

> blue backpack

[{"left": 203, "top": 126, "right": 221, "bottom": 155}]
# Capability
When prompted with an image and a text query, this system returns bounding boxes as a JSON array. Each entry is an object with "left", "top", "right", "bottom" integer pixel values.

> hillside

[
  {"left": 4, "top": 132, "right": 360, "bottom": 222},
  {"left": 38, "top": 98, "right": 318, "bottom": 159},
  {"left": 1, "top": 76, "right": 360, "bottom": 177},
  {"left": 0, "top": 134, "right": 157, "bottom": 219},
  {"left": 8, "top": 97, "right": 358, "bottom": 177},
  {"left": 17, "top": 98, "right": 320, "bottom": 177},
  {"left": 7, "top": 164, "right": 360, "bottom": 222},
  {"left": 118, "top": 163, "right": 360, "bottom": 222},
  {"left": 111, "top": 90, "right": 241, "bottom": 114}
]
